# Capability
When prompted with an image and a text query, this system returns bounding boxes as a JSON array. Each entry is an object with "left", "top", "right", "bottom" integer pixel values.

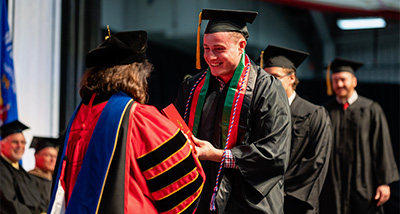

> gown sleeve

[
  {"left": 286, "top": 106, "right": 333, "bottom": 209},
  {"left": 370, "top": 102, "right": 400, "bottom": 185}
]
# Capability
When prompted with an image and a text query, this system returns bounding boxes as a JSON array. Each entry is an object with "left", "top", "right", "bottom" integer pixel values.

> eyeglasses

[
  {"left": 273, "top": 72, "right": 292, "bottom": 79},
  {"left": 38, "top": 153, "right": 58, "bottom": 159}
]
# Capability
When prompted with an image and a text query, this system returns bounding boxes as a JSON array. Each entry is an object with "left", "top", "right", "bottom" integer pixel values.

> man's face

[
  {"left": 331, "top": 71, "right": 357, "bottom": 99},
  {"left": 203, "top": 32, "right": 246, "bottom": 83},
  {"left": 0, "top": 133, "right": 26, "bottom": 163},
  {"left": 35, "top": 147, "right": 58, "bottom": 173},
  {"left": 264, "top": 67, "right": 294, "bottom": 97}
]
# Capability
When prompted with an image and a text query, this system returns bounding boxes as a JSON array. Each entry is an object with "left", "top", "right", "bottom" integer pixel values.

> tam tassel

[
  {"left": 196, "top": 12, "right": 202, "bottom": 70},
  {"left": 260, "top": 50, "right": 264, "bottom": 68},
  {"left": 326, "top": 63, "right": 333, "bottom": 96},
  {"left": 105, "top": 25, "right": 111, "bottom": 40}
]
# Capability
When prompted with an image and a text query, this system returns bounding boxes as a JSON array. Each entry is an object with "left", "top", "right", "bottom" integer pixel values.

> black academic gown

[
  {"left": 320, "top": 96, "right": 399, "bottom": 214},
  {"left": 284, "top": 95, "right": 332, "bottom": 214},
  {"left": 29, "top": 169, "right": 52, "bottom": 213},
  {"left": 175, "top": 60, "right": 291, "bottom": 214},
  {"left": 0, "top": 157, "right": 47, "bottom": 214}
]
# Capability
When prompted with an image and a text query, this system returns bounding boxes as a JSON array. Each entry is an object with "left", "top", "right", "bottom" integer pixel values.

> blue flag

[{"left": 0, "top": 0, "right": 18, "bottom": 126}]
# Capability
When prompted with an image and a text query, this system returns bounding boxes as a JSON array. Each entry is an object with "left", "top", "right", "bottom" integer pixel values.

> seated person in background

[
  {"left": 29, "top": 136, "right": 59, "bottom": 211},
  {"left": 0, "top": 120, "right": 47, "bottom": 214}
]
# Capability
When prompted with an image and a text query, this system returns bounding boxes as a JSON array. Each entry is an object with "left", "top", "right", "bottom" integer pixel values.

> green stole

[{"left": 186, "top": 52, "right": 250, "bottom": 149}]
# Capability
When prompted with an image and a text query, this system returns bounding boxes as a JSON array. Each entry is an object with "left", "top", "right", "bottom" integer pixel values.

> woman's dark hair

[{"left": 80, "top": 60, "right": 153, "bottom": 104}]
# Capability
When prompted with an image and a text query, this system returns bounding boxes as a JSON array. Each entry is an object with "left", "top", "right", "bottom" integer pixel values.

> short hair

[{"left": 228, "top": 31, "right": 246, "bottom": 43}]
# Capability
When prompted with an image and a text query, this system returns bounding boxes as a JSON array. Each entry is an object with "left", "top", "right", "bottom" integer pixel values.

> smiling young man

[
  {"left": 0, "top": 120, "right": 47, "bottom": 214},
  {"left": 320, "top": 58, "right": 399, "bottom": 214},
  {"left": 261, "top": 45, "right": 333, "bottom": 214},
  {"left": 174, "top": 9, "right": 291, "bottom": 214}
]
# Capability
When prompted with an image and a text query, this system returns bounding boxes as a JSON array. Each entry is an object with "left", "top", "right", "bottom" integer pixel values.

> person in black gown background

[
  {"left": 29, "top": 136, "right": 59, "bottom": 213},
  {"left": 319, "top": 57, "right": 399, "bottom": 214},
  {"left": 260, "top": 45, "right": 333, "bottom": 214}
]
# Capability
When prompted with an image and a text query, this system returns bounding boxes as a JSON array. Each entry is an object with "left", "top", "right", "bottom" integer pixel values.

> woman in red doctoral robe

[{"left": 48, "top": 30, "right": 205, "bottom": 214}]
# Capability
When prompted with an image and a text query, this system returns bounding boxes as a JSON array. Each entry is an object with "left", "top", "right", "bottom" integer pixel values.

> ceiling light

[{"left": 337, "top": 18, "right": 386, "bottom": 30}]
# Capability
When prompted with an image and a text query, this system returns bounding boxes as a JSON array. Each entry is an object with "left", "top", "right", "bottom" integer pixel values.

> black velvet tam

[{"left": 86, "top": 31, "right": 148, "bottom": 68}]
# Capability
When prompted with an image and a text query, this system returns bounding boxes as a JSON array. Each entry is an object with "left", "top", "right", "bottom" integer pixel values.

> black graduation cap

[
  {"left": 259, "top": 45, "right": 309, "bottom": 70},
  {"left": 330, "top": 57, "right": 364, "bottom": 74},
  {"left": 86, "top": 30, "right": 148, "bottom": 68},
  {"left": 326, "top": 57, "right": 364, "bottom": 96},
  {"left": 202, "top": 9, "right": 258, "bottom": 40},
  {"left": 196, "top": 9, "right": 258, "bottom": 69},
  {"left": 0, "top": 120, "right": 29, "bottom": 139},
  {"left": 30, "top": 136, "right": 59, "bottom": 154}
]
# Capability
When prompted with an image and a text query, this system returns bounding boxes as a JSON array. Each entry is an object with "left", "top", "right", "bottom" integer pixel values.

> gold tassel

[
  {"left": 326, "top": 63, "right": 333, "bottom": 96},
  {"left": 260, "top": 51, "right": 264, "bottom": 68},
  {"left": 196, "top": 12, "right": 202, "bottom": 70},
  {"left": 105, "top": 25, "right": 111, "bottom": 40}
]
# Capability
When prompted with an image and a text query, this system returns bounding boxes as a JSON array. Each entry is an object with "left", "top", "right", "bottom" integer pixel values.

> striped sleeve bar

[{"left": 137, "top": 131, "right": 204, "bottom": 214}]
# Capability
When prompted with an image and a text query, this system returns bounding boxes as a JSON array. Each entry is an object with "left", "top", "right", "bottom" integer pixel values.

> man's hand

[
  {"left": 374, "top": 184, "right": 391, "bottom": 206},
  {"left": 191, "top": 135, "right": 223, "bottom": 162}
]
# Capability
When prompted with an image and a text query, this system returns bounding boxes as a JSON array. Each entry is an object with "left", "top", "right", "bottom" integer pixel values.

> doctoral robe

[
  {"left": 175, "top": 58, "right": 291, "bottom": 214},
  {"left": 320, "top": 96, "right": 399, "bottom": 214},
  {"left": 284, "top": 95, "right": 332, "bottom": 214},
  {"left": 48, "top": 92, "right": 204, "bottom": 214}
]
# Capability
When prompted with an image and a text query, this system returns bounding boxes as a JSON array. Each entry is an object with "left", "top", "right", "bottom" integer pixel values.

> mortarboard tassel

[
  {"left": 196, "top": 12, "right": 202, "bottom": 70},
  {"left": 105, "top": 25, "right": 111, "bottom": 40},
  {"left": 326, "top": 63, "right": 333, "bottom": 96},
  {"left": 259, "top": 50, "right": 264, "bottom": 68}
]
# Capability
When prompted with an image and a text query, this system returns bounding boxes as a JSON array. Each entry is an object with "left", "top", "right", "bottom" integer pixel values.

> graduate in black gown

[
  {"left": 174, "top": 9, "right": 291, "bottom": 214},
  {"left": 320, "top": 58, "right": 399, "bottom": 214},
  {"left": 260, "top": 45, "right": 333, "bottom": 214},
  {"left": 0, "top": 120, "right": 47, "bottom": 214},
  {"left": 28, "top": 137, "right": 59, "bottom": 212}
]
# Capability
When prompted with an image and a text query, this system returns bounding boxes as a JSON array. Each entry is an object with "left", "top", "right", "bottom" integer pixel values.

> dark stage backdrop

[
  {"left": 146, "top": 40, "right": 206, "bottom": 110},
  {"left": 59, "top": 0, "right": 101, "bottom": 131}
]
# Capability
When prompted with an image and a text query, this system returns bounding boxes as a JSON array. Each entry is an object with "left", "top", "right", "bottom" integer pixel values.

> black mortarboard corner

[
  {"left": 0, "top": 120, "right": 29, "bottom": 139},
  {"left": 330, "top": 57, "right": 363, "bottom": 74},
  {"left": 259, "top": 45, "right": 309, "bottom": 70},
  {"left": 30, "top": 136, "right": 59, "bottom": 154},
  {"left": 326, "top": 57, "right": 363, "bottom": 96},
  {"left": 85, "top": 30, "right": 148, "bottom": 68},
  {"left": 196, "top": 9, "right": 258, "bottom": 70}
]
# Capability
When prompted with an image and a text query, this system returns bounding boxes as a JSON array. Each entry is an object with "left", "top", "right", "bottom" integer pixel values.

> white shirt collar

[
  {"left": 336, "top": 90, "right": 358, "bottom": 105},
  {"left": 288, "top": 91, "right": 296, "bottom": 106}
]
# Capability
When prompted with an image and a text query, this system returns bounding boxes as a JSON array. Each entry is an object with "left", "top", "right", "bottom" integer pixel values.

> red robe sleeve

[{"left": 125, "top": 103, "right": 204, "bottom": 214}]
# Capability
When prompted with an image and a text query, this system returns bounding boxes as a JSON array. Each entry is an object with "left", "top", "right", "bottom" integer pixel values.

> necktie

[{"left": 343, "top": 102, "right": 349, "bottom": 110}]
